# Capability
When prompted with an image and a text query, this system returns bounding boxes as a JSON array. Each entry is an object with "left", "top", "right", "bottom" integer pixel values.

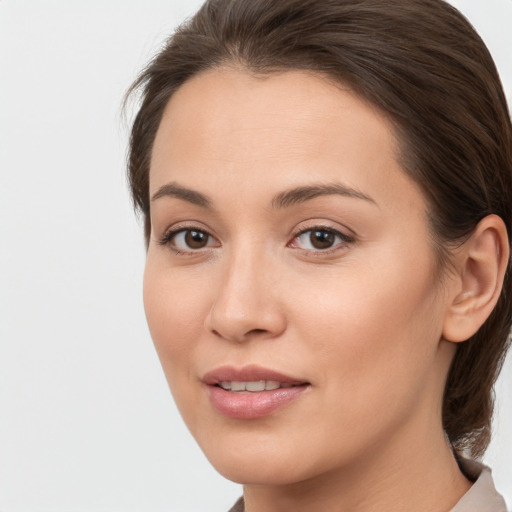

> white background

[{"left": 0, "top": 1, "right": 510, "bottom": 511}]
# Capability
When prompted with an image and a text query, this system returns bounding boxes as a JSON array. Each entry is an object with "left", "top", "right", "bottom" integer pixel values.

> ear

[{"left": 443, "top": 214, "right": 510, "bottom": 343}]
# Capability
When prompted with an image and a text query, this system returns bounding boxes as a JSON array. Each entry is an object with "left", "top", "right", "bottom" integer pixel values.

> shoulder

[
  {"left": 450, "top": 458, "right": 508, "bottom": 512},
  {"left": 227, "top": 496, "right": 244, "bottom": 512}
]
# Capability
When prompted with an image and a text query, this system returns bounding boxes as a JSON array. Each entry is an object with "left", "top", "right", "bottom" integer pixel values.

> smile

[
  {"left": 203, "top": 365, "right": 310, "bottom": 419},
  {"left": 218, "top": 380, "right": 300, "bottom": 392}
]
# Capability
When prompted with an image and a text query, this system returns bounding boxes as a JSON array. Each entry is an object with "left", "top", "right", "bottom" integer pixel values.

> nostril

[
  {"left": 248, "top": 329, "right": 267, "bottom": 335},
  {"left": 211, "top": 327, "right": 269, "bottom": 342},
  {"left": 206, "top": 300, "right": 286, "bottom": 342}
]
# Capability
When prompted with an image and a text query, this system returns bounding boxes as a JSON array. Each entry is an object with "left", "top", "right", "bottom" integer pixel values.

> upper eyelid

[
  {"left": 156, "top": 226, "right": 211, "bottom": 248},
  {"left": 288, "top": 224, "right": 356, "bottom": 253},
  {"left": 291, "top": 224, "right": 355, "bottom": 240},
  {"left": 159, "top": 222, "right": 215, "bottom": 240},
  {"left": 157, "top": 222, "right": 355, "bottom": 248},
  {"left": 295, "top": 226, "right": 343, "bottom": 235},
  {"left": 291, "top": 228, "right": 352, "bottom": 244}
]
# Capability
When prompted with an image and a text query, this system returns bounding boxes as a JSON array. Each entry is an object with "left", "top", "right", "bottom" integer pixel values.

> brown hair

[{"left": 126, "top": 0, "right": 512, "bottom": 457}]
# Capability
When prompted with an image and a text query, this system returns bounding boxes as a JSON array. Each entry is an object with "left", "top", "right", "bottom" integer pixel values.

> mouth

[
  {"left": 202, "top": 365, "right": 310, "bottom": 419},
  {"left": 216, "top": 380, "right": 304, "bottom": 392},
  {"left": 203, "top": 364, "right": 309, "bottom": 390}
]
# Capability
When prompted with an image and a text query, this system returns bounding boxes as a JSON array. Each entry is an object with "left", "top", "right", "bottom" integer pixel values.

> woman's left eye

[{"left": 291, "top": 228, "right": 352, "bottom": 251}]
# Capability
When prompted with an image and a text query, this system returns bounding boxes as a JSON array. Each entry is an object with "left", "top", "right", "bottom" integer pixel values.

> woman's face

[{"left": 144, "top": 69, "right": 456, "bottom": 485}]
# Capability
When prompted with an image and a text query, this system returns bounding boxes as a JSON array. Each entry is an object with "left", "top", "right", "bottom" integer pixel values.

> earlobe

[{"left": 442, "top": 214, "right": 509, "bottom": 343}]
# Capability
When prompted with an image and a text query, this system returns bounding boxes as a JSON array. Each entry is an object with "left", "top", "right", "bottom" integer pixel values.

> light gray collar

[{"left": 450, "top": 458, "right": 508, "bottom": 512}]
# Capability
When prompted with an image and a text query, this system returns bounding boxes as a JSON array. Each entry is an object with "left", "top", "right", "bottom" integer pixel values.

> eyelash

[
  {"left": 157, "top": 226, "right": 217, "bottom": 255},
  {"left": 157, "top": 224, "right": 355, "bottom": 256},
  {"left": 290, "top": 225, "right": 355, "bottom": 254}
]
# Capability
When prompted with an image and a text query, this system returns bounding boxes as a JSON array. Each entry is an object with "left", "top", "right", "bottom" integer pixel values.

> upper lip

[{"left": 202, "top": 364, "right": 308, "bottom": 385}]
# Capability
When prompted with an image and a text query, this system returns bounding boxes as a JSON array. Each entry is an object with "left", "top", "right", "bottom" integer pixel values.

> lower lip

[{"left": 207, "top": 385, "right": 308, "bottom": 420}]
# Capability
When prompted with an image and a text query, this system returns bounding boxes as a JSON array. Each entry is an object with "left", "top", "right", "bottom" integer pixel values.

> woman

[{"left": 126, "top": 0, "right": 511, "bottom": 510}]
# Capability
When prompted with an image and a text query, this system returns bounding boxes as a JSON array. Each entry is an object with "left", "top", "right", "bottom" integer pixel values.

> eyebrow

[
  {"left": 271, "top": 183, "right": 377, "bottom": 209},
  {"left": 151, "top": 182, "right": 212, "bottom": 208},
  {"left": 151, "top": 181, "right": 376, "bottom": 209}
]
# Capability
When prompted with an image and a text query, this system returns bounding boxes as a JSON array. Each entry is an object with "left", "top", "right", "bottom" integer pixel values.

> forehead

[{"left": 150, "top": 68, "right": 424, "bottom": 214}]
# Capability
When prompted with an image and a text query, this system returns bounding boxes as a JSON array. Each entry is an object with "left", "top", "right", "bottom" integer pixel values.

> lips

[
  {"left": 203, "top": 365, "right": 310, "bottom": 419},
  {"left": 218, "top": 380, "right": 297, "bottom": 391}
]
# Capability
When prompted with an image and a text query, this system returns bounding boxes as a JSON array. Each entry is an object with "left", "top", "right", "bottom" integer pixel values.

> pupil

[
  {"left": 185, "top": 230, "right": 208, "bottom": 248},
  {"left": 311, "top": 230, "right": 334, "bottom": 249}
]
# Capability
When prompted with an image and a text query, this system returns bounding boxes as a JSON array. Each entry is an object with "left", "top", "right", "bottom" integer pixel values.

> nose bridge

[
  {"left": 223, "top": 242, "right": 261, "bottom": 301},
  {"left": 206, "top": 238, "right": 285, "bottom": 342}
]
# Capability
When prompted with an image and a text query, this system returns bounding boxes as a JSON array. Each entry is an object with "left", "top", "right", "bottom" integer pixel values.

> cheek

[
  {"left": 142, "top": 258, "right": 210, "bottom": 386},
  {"left": 292, "top": 254, "right": 443, "bottom": 422},
  {"left": 142, "top": 258, "right": 220, "bottom": 435}
]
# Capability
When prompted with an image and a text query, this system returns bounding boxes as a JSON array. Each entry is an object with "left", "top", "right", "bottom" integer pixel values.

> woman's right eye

[{"left": 159, "top": 228, "right": 219, "bottom": 253}]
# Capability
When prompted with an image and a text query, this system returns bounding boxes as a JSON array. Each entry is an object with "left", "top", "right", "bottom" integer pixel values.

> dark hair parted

[{"left": 126, "top": 0, "right": 512, "bottom": 457}]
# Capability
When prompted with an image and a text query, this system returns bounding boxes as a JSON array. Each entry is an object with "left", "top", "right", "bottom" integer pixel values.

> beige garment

[
  {"left": 228, "top": 459, "right": 508, "bottom": 512},
  {"left": 451, "top": 458, "right": 508, "bottom": 512}
]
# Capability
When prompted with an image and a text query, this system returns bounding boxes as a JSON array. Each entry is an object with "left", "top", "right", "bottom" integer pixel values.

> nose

[{"left": 205, "top": 248, "right": 287, "bottom": 343}]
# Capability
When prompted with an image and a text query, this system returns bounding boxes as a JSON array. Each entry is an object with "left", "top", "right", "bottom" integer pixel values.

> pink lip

[
  {"left": 202, "top": 364, "right": 306, "bottom": 385},
  {"left": 202, "top": 365, "right": 310, "bottom": 420}
]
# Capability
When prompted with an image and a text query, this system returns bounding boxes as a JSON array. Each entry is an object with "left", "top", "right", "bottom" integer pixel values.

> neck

[{"left": 242, "top": 413, "right": 471, "bottom": 512}]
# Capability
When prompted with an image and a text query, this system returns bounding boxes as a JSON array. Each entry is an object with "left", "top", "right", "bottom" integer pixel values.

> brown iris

[
  {"left": 310, "top": 230, "right": 336, "bottom": 249},
  {"left": 184, "top": 230, "right": 209, "bottom": 249}
]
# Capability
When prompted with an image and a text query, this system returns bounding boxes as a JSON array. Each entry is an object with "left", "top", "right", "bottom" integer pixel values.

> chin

[
  {"left": 197, "top": 437, "right": 282, "bottom": 483},
  {"left": 194, "top": 429, "right": 334, "bottom": 486},
  {"left": 210, "top": 456, "right": 310, "bottom": 486}
]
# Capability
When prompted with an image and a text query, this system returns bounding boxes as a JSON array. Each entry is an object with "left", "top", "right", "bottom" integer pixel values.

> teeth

[
  {"left": 218, "top": 380, "right": 298, "bottom": 392},
  {"left": 246, "top": 380, "right": 265, "bottom": 391},
  {"left": 231, "top": 381, "right": 246, "bottom": 391}
]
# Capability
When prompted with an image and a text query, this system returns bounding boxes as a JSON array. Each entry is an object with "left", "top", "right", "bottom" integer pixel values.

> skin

[{"left": 144, "top": 68, "right": 477, "bottom": 511}]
